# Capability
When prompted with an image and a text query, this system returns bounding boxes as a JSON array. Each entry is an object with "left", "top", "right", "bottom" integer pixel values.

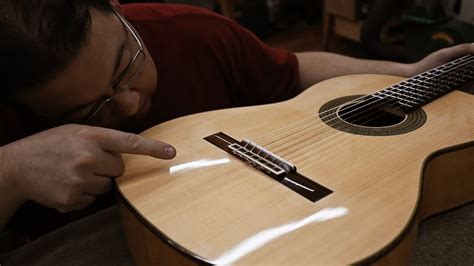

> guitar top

[{"left": 117, "top": 57, "right": 473, "bottom": 265}]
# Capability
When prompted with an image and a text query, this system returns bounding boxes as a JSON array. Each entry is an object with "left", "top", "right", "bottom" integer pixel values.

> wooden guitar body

[{"left": 116, "top": 74, "right": 473, "bottom": 265}]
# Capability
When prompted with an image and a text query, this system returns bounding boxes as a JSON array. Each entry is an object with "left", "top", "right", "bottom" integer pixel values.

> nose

[{"left": 111, "top": 89, "right": 141, "bottom": 118}]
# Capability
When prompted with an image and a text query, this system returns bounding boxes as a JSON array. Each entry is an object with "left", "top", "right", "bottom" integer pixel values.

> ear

[{"left": 108, "top": 0, "right": 125, "bottom": 16}]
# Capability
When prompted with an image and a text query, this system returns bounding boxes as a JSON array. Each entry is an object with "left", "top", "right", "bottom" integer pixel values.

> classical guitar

[{"left": 116, "top": 55, "right": 473, "bottom": 265}]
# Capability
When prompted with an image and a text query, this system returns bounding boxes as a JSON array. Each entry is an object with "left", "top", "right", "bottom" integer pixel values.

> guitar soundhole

[{"left": 319, "top": 95, "right": 427, "bottom": 136}]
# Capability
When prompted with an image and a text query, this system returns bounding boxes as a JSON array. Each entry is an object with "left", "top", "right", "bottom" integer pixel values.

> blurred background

[{"left": 119, "top": 0, "right": 474, "bottom": 62}]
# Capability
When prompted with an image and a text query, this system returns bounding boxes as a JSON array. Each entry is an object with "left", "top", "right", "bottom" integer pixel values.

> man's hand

[
  {"left": 408, "top": 43, "right": 474, "bottom": 76},
  {"left": 0, "top": 124, "right": 176, "bottom": 212}
]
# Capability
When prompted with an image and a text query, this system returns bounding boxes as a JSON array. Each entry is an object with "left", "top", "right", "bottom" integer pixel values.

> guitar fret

[
  {"left": 372, "top": 92, "right": 414, "bottom": 108},
  {"left": 384, "top": 90, "right": 422, "bottom": 105},
  {"left": 392, "top": 85, "right": 429, "bottom": 101},
  {"left": 455, "top": 66, "right": 474, "bottom": 79},
  {"left": 371, "top": 54, "right": 473, "bottom": 113},
  {"left": 395, "top": 83, "right": 432, "bottom": 99},
  {"left": 438, "top": 73, "right": 462, "bottom": 84},
  {"left": 456, "top": 70, "right": 473, "bottom": 80},
  {"left": 436, "top": 79, "right": 458, "bottom": 89},
  {"left": 410, "top": 77, "right": 435, "bottom": 89},
  {"left": 419, "top": 81, "right": 445, "bottom": 93},
  {"left": 429, "top": 56, "right": 473, "bottom": 75},
  {"left": 398, "top": 84, "right": 438, "bottom": 99},
  {"left": 375, "top": 91, "right": 418, "bottom": 106}
]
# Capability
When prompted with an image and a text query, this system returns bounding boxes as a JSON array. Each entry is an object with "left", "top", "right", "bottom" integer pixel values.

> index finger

[{"left": 91, "top": 127, "right": 176, "bottom": 159}]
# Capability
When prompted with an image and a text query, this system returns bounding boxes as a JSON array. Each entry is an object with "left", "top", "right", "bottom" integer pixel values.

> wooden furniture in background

[{"left": 323, "top": 0, "right": 363, "bottom": 49}]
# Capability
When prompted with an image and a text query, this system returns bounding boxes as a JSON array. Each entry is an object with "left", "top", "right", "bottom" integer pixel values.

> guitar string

[
  {"left": 273, "top": 109, "right": 390, "bottom": 157},
  {"left": 274, "top": 58, "right": 474, "bottom": 157},
  {"left": 224, "top": 57, "right": 472, "bottom": 175},
  {"left": 271, "top": 59, "right": 474, "bottom": 162},
  {"left": 269, "top": 59, "right": 474, "bottom": 160},
  {"left": 248, "top": 65, "right": 473, "bottom": 168},
  {"left": 250, "top": 54, "right": 474, "bottom": 151},
  {"left": 251, "top": 56, "right": 474, "bottom": 158},
  {"left": 281, "top": 110, "right": 403, "bottom": 166},
  {"left": 293, "top": 88, "right": 472, "bottom": 169},
  {"left": 244, "top": 55, "right": 473, "bottom": 163}
]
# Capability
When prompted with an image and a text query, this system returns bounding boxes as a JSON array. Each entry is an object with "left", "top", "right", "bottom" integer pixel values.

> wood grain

[{"left": 116, "top": 74, "right": 474, "bottom": 265}]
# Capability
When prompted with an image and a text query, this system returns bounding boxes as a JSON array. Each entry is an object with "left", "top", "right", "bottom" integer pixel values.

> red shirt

[
  {"left": 125, "top": 3, "right": 301, "bottom": 131},
  {"left": 3, "top": 4, "right": 301, "bottom": 238}
]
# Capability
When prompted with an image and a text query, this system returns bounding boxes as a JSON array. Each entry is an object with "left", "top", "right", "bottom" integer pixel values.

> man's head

[{"left": 1, "top": 0, "right": 158, "bottom": 127}]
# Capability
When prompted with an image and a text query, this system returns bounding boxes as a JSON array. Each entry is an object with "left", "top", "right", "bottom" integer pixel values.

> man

[{"left": 0, "top": 0, "right": 472, "bottom": 264}]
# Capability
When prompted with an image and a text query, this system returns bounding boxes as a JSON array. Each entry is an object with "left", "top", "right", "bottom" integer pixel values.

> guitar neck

[{"left": 372, "top": 54, "right": 474, "bottom": 113}]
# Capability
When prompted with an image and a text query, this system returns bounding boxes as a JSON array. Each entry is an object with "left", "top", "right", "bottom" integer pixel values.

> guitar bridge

[
  {"left": 204, "top": 132, "right": 332, "bottom": 202},
  {"left": 228, "top": 140, "right": 295, "bottom": 178}
]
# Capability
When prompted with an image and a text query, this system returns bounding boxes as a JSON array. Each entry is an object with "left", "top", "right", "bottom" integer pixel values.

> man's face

[{"left": 16, "top": 8, "right": 158, "bottom": 128}]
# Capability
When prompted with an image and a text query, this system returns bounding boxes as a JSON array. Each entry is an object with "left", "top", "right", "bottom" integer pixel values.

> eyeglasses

[{"left": 80, "top": 10, "right": 146, "bottom": 124}]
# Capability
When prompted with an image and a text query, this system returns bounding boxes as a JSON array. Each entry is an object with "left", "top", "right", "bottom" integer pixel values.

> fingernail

[{"left": 164, "top": 146, "right": 176, "bottom": 157}]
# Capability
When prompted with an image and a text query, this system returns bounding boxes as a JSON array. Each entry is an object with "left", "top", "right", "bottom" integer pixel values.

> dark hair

[{"left": 0, "top": 0, "right": 113, "bottom": 103}]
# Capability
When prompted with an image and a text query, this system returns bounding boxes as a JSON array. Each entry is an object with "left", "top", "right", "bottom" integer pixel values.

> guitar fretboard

[{"left": 372, "top": 54, "right": 474, "bottom": 113}]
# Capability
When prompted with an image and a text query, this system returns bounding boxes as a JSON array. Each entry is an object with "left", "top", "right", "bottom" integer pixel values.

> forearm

[
  {"left": 0, "top": 147, "right": 25, "bottom": 230},
  {"left": 295, "top": 52, "right": 411, "bottom": 89}
]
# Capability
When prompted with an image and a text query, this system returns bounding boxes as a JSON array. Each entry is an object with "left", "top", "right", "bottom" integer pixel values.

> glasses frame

[{"left": 81, "top": 10, "right": 145, "bottom": 124}]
